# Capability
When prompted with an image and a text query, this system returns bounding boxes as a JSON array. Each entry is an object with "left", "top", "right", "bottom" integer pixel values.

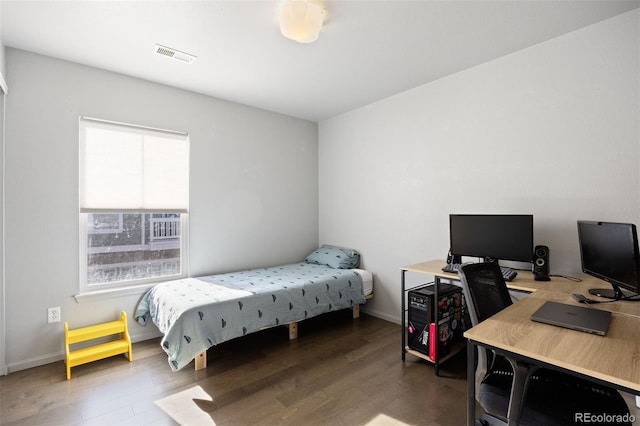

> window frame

[
  {"left": 78, "top": 117, "right": 189, "bottom": 297},
  {"left": 78, "top": 213, "right": 189, "bottom": 295}
]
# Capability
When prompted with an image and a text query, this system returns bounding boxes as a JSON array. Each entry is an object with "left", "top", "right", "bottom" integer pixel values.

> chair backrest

[
  {"left": 459, "top": 261, "right": 513, "bottom": 327},
  {"left": 459, "top": 261, "right": 515, "bottom": 399}
]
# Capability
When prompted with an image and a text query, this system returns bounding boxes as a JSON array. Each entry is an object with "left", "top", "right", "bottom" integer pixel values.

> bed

[{"left": 134, "top": 245, "right": 373, "bottom": 371}]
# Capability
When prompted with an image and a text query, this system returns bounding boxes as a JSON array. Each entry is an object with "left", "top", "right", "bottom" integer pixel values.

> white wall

[
  {"left": 0, "top": 1, "right": 6, "bottom": 374},
  {"left": 319, "top": 10, "right": 640, "bottom": 323},
  {"left": 0, "top": 2, "right": 5, "bottom": 79},
  {"left": 4, "top": 48, "right": 318, "bottom": 371}
]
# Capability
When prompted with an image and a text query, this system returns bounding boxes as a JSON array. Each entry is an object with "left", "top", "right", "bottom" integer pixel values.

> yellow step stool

[{"left": 64, "top": 311, "right": 133, "bottom": 380}]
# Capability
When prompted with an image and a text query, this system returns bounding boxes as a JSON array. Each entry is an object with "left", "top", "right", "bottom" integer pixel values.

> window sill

[{"left": 74, "top": 283, "right": 155, "bottom": 303}]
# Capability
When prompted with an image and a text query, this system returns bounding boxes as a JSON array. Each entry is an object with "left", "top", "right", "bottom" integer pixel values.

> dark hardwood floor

[
  {"left": 2, "top": 312, "right": 638, "bottom": 425},
  {"left": 1, "top": 312, "right": 475, "bottom": 425}
]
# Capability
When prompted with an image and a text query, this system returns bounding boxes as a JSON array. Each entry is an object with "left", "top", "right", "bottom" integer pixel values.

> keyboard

[
  {"left": 441, "top": 263, "right": 518, "bottom": 282},
  {"left": 501, "top": 267, "right": 518, "bottom": 282},
  {"left": 441, "top": 263, "right": 463, "bottom": 273}
]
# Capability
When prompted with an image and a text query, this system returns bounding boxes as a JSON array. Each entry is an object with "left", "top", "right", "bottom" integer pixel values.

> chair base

[
  {"left": 480, "top": 360, "right": 632, "bottom": 426},
  {"left": 475, "top": 413, "right": 508, "bottom": 426}
]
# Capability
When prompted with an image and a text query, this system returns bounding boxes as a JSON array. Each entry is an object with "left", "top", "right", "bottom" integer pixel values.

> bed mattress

[
  {"left": 135, "top": 263, "right": 371, "bottom": 371},
  {"left": 353, "top": 268, "right": 373, "bottom": 297}
]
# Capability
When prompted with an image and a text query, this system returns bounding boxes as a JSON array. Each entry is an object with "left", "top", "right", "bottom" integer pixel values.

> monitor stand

[{"left": 588, "top": 285, "right": 635, "bottom": 300}]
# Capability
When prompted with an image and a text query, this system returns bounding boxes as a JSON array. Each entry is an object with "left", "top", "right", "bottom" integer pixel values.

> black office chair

[{"left": 459, "top": 261, "right": 631, "bottom": 426}]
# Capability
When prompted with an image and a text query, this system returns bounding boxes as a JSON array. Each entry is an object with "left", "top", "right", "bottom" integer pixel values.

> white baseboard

[
  {"left": 361, "top": 307, "right": 400, "bottom": 325},
  {"left": 6, "top": 330, "right": 163, "bottom": 374},
  {"left": 7, "top": 316, "right": 403, "bottom": 373},
  {"left": 132, "top": 330, "right": 162, "bottom": 343},
  {"left": 7, "top": 351, "right": 64, "bottom": 374}
]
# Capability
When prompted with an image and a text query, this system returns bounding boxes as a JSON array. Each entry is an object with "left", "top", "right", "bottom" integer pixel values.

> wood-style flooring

[
  {"left": 1, "top": 312, "right": 473, "bottom": 425},
  {"left": 1, "top": 312, "right": 638, "bottom": 425}
]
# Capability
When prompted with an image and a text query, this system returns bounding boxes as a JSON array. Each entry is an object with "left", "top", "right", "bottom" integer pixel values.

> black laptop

[{"left": 530, "top": 301, "right": 612, "bottom": 336}]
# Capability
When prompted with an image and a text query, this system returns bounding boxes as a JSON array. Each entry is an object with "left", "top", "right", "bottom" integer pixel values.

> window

[{"left": 79, "top": 117, "right": 189, "bottom": 292}]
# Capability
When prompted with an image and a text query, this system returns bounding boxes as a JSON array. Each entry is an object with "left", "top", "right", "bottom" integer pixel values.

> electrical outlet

[{"left": 48, "top": 307, "right": 61, "bottom": 323}]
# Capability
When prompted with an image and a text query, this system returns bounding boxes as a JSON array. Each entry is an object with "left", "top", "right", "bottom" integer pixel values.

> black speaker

[{"left": 533, "top": 245, "right": 550, "bottom": 281}]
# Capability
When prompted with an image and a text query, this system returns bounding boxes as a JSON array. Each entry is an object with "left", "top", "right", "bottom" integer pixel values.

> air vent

[{"left": 153, "top": 44, "right": 196, "bottom": 64}]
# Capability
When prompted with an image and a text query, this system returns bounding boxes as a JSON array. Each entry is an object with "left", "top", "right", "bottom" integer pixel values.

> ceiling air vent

[{"left": 153, "top": 44, "right": 197, "bottom": 64}]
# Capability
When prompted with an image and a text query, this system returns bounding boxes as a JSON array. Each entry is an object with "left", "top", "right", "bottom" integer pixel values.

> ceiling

[{"left": 1, "top": 0, "right": 639, "bottom": 122}]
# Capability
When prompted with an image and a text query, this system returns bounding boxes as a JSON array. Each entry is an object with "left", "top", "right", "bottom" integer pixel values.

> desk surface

[
  {"left": 464, "top": 278, "right": 640, "bottom": 393},
  {"left": 400, "top": 259, "right": 547, "bottom": 293}
]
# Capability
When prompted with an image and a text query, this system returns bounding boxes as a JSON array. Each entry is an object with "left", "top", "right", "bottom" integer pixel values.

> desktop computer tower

[{"left": 407, "top": 283, "right": 466, "bottom": 359}]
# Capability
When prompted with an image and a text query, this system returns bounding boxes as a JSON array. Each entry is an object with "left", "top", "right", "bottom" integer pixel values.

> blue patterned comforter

[{"left": 134, "top": 262, "right": 365, "bottom": 371}]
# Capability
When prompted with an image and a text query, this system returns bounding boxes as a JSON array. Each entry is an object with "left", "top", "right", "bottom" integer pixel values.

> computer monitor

[
  {"left": 449, "top": 214, "right": 534, "bottom": 263},
  {"left": 577, "top": 220, "right": 640, "bottom": 300}
]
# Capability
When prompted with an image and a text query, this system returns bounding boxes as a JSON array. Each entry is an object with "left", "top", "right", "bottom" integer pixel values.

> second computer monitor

[
  {"left": 449, "top": 214, "right": 534, "bottom": 263},
  {"left": 577, "top": 220, "right": 640, "bottom": 299}
]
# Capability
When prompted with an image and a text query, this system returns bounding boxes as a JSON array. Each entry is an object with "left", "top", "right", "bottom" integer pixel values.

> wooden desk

[
  {"left": 464, "top": 278, "right": 640, "bottom": 425},
  {"left": 400, "top": 260, "right": 546, "bottom": 374},
  {"left": 402, "top": 259, "right": 547, "bottom": 293}
]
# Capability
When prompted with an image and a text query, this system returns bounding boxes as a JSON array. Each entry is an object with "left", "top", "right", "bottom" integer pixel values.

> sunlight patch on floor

[
  {"left": 155, "top": 385, "right": 216, "bottom": 425},
  {"left": 364, "top": 413, "right": 412, "bottom": 426}
]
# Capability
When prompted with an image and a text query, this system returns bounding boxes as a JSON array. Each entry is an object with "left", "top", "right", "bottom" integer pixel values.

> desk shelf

[
  {"left": 401, "top": 260, "right": 542, "bottom": 376},
  {"left": 405, "top": 340, "right": 466, "bottom": 365}
]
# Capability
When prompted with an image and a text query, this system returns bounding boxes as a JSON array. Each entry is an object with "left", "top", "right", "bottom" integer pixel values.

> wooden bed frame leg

[
  {"left": 195, "top": 351, "right": 207, "bottom": 370},
  {"left": 352, "top": 304, "right": 360, "bottom": 319},
  {"left": 287, "top": 322, "right": 298, "bottom": 340}
]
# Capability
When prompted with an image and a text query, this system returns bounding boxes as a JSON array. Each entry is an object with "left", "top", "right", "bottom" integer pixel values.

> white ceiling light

[{"left": 279, "top": 0, "right": 325, "bottom": 43}]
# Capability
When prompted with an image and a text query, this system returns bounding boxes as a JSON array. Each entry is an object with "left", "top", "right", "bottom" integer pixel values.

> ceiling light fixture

[{"left": 279, "top": 0, "right": 325, "bottom": 44}]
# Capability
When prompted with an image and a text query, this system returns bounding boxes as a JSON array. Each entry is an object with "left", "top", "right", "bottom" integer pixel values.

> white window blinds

[{"left": 79, "top": 117, "right": 189, "bottom": 213}]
